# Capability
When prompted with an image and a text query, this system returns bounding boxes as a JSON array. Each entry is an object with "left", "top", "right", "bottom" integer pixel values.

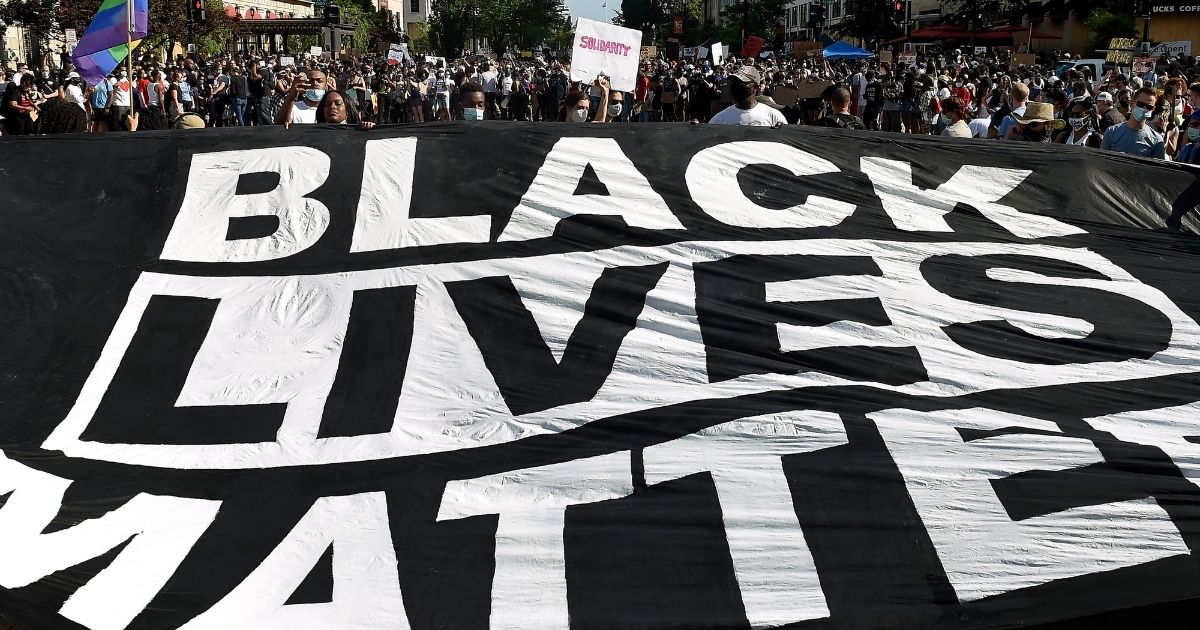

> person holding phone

[{"left": 276, "top": 68, "right": 328, "bottom": 126}]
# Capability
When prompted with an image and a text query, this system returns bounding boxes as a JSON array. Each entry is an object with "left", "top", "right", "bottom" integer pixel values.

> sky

[{"left": 565, "top": 0, "right": 615, "bottom": 25}]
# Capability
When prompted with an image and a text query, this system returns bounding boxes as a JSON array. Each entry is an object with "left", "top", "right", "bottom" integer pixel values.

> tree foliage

[
  {"left": 428, "top": 0, "right": 567, "bottom": 57},
  {"left": 1084, "top": 8, "right": 1135, "bottom": 56},
  {"left": 4, "top": 0, "right": 242, "bottom": 55},
  {"left": 836, "top": 0, "right": 903, "bottom": 43}
]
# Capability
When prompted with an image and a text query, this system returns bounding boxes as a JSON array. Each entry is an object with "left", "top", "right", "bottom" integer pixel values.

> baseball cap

[
  {"left": 67, "top": 71, "right": 80, "bottom": 79},
  {"left": 174, "top": 114, "right": 205, "bottom": 129},
  {"left": 1096, "top": 91, "right": 1113, "bottom": 103},
  {"left": 731, "top": 66, "right": 762, "bottom": 84}
]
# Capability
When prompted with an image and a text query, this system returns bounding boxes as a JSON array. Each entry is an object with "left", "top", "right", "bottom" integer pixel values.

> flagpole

[{"left": 126, "top": 0, "right": 133, "bottom": 100}]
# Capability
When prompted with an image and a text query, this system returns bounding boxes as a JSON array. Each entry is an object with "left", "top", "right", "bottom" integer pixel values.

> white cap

[{"left": 67, "top": 71, "right": 80, "bottom": 79}]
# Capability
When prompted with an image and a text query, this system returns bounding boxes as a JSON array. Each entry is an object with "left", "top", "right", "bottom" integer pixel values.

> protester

[
  {"left": 1100, "top": 87, "right": 1167, "bottom": 159},
  {"left": 709, "top": 67, "right": 786, "bottom": 127},
  {"left": 1006, "top": 102, "right": 1064, "bottom": 143},
  {"left": 277, "top": 68, "right": 327, "bottom": 126},
  {"left": 1177, "top": 110, "right": 1200, "bottom": 165},
  {"left": 314, "top": 89, "right": 375, "bottom": 130},
  {"left": 1056, "top": 96, "right": 1102, "bottom": 148},
  {"left": 939, "top": 96, "right": 971, "bottom": 138},
  {"left": 820, "top": 87, "right": 866, "bottom": 129}
]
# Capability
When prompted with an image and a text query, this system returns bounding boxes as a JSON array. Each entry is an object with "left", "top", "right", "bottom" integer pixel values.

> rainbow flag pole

[{"left": 70, "top": 0, "right": 149, "bottom": 87}]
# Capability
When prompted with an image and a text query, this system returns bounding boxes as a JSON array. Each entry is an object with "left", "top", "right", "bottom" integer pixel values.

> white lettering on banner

[
  {"left": 435, "top": 452, "right": 634, "bottom": 630},
  {"left": 43, "top": 239, "right": 1200, "bottom": 469},
  {"left": 643, "top": 412, "right": 849, "bottom": 628},
  {"left": 860, "top": 157, "right": 1085, "bottom": 238},
  {"left": 497, "top": 137, "right": 685, "bottom": 242},
  {"left": 351, "top": 137, "right": 490, "bottom": 252},
  {"left": 767, "top": 273, "right": 909, "bottom": 353},
  {"left": 1087, "top": 402, "right": 1200, "bottom": 490},
  {"left": 685, "top": 141, "right": 857, "bottom": 229},
  {"left": 0, "top": 452, "right": 220, "bottom": 630},
  {"left": 161, "top": 147, "right": 332, "bottom": 263},
  {"left": 870, "top": 407, "right": 1190, "bottom": 602},
  {"left": 180, "top": 492, "right": 408, "bottom": 630}
]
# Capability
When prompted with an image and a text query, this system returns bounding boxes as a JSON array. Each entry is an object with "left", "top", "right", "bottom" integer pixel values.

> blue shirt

[
  {"left": 90, "top": 79, "right": 110, "bottom": 108},
  {"left": 1099, "top": 122, "right": 1166, "bottom": 159},
  {"left": 997, "top": 106, "right": 1025, "bottom": 139}
]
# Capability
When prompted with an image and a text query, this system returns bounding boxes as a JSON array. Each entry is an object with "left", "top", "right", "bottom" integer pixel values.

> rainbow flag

[{"left": 71, "top": 0, "right": 149, "bottom": 87}]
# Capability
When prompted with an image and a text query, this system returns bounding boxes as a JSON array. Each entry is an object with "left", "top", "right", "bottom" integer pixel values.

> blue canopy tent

[{"left": 823, "top": 41, "right": 874, "bottom": 59}]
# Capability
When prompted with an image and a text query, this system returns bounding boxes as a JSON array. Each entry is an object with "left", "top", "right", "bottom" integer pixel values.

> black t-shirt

[
  {"left": 864, "top": 81, "right": 883, "bottom": 107},
  {"left": 230, "top": 74, "right": 249, "bottom": 98}
]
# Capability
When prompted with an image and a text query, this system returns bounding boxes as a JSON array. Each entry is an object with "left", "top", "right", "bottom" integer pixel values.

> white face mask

[
  {"left": 1069, "top": 116, "right": 1086, "bottom": 130},
  {"left": 608, "top": 103, "right": 623, "bottom": 117},
  {"left": 570, "top": 107, "right": 588, "bottom": 123},
  {"left": 463, "top": 107, "right": 484, "bottom": 121}
]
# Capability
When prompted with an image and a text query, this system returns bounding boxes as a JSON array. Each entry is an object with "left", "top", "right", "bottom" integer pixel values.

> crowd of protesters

[{"left": 2, "top": 44, "right": 1198, "bottom": 164}]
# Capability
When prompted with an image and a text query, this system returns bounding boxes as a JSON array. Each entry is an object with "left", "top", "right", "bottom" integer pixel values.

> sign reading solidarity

[
  {"left": 2, "top": 125, "right": 1200, "bottom": 629},
  {"left": 570, "top": 17, "right": 641, "bottom": 92}
]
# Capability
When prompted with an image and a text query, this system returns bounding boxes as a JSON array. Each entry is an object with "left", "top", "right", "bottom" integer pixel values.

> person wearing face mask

[
  {"left": 277, "top": 69, "right": 328, "bottom": 126},
  {"left": 109, "top": 70, "right": 133, "bottom": 131},
  {"left": 938, "top": 96, "right": 971, "bottom": 138},
  {"left": 1100, "top": 87, "right": 1166, "bottom": 159},
  {"left": 709, "top": 66, "right": 786, "bottom": 126},
  {"left": 559, "top": 76, "right": 610, "bottom": 122},
  {"left": 2, "top": 74, "right": 38, "bottom": 135},
  {"left": 460, "top": 83, "right": 486, "bottom": 121},
  {"left": 1176, "top": 110, "right": 1200, "bottom": 165},
  {"left": 1006, "top": 102, "right": 1064, "bottom": 143},
  {"left": 1054, "top": 96, "right": 1101, "bottom": 148}
]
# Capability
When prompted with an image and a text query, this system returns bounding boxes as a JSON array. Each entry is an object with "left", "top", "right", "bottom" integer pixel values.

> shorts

[{"left": 91, "top": 108, "right": 109, "bottom": 122}]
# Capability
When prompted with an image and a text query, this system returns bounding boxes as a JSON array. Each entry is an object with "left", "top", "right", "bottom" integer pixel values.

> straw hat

[{"left": 1012, "top": 102, "right": 1066, "bottom": 129}]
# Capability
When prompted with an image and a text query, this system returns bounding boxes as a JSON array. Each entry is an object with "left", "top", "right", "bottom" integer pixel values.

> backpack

[
  {"left": 1181, "top": 141, "right": 1200, "bottom": 165},
  {"left": 822, "top": 113, "right": 865, "bottom": 130}
]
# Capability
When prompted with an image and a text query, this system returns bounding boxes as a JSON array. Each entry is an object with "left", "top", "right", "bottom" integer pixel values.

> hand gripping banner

[{"left": 2, "top": 124, "right": 1200, "bottom": 629}]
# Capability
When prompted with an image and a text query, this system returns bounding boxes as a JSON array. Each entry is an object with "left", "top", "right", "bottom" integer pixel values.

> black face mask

[{"left": 731, "top": 81, "right": 755, "bottom": 103}]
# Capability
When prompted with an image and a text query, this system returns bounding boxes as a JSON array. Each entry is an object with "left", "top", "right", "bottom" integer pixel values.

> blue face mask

[
  {"left": 1189, "top": 128, "right": 1200, "bottom": 142},
  {"left": 1131, "top": 104, "right": 1152, "bottom": 122},
  {"left": 304, "top": 88, "right": 325, "bottom": 102},
  {"left": 463, "top": 107, "right": 484, "bottom": 121}
]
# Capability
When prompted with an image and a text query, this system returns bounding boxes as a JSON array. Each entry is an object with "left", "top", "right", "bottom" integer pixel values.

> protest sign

[
  {"left": 571, "top": 17, "right": 641, "bottom": 91},
  {"left": 741, "top": 35, "right": 766, "bottom": 59}
]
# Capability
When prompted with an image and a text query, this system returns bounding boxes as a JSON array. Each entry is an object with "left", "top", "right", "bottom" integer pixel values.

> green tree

[
  {"left": 836, "top": 0, "right": 903, "bottom": 44},
  {"left": 1083, "top": 8, "right": 1135, "bottom": 56},
  {"left": 428, "top": 0, "right": 567, "bottom": 57},
  {"left": 720, "top": 0, "right": 785, "bottom": 45}
]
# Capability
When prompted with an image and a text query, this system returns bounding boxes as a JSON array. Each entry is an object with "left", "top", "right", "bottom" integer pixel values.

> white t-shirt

[
  {"left": 500, "top": 76, "right": 513, "bottom": 96},
  {"left": 110, "top": 78, "right": 132, "bottom": 107},
  {"left": 289, "top": 99, "right": 318, "bottom": 124},
  {"left": 481, "top": 71, "right": 497, "bottom": 93},
  {"left": 967, "top": 116, "right": 991, "bottom": 138},
  {"left": 66, "top": 83, "right": 85, "bottom": 108},
  {"left": 709, "top": 102, "right": 787, "bottom": 126}
]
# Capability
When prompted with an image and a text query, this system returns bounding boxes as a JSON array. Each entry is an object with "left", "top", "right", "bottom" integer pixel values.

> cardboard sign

[
  {"left": 1012, "top": 53, "right": 1035, "bottom": 68},
  {"left": 795, "top": 79, "right": 833, "bottom": 99},
  {"left": 570, "top": 17, "right": 641, "bottom": 92},
  {"left": 879, "top": 50, "right": 892, "bottom": 64},
  {"left": 771, "top": 86, "right": 800, "bottom": 108},
  {"left": 898, "top": 52, "right": 917, "bottom": 67},
  {"left": 1133, "top": 56, "right": 1154, "bottom": 74},
  {"left": 640, "top": 46, "right": 657, "bottom": 61},
  {"left": 741, "top": 36, "right": 766, "bottom": 59},
  {"left": 795, "top": 41, "right": 822, "bottom": 60},
  {"left": 1106, "top": 37, "right": 1137, "bottom": 64}
]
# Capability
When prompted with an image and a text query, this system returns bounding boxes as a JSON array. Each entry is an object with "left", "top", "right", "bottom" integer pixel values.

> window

[{"left": 410, "top": 0, "right": 419, "bottom": 14}]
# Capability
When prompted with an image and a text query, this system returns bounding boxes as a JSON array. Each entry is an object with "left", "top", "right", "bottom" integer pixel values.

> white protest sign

[
  {"left": 712, "top": 42, "right": 724, "bottom": 64},
  {"left": 65, "top": 29, "right": 78, "bottom": 45},
  {"left": 974, "top": 46, "right": 986, "bottom": 55},
  {"left": 310, "top": 46, "right": 323, "bottom": 57},
  {"left": 570, "top": 17, "right": 641, "bottom": 92},
  {"left": 682, "top": 47, "right": 696, "bottom": 59},
  {"left": 1149, "top": 40, "right": 1191, "bottom": 58},
  {"left": 279, "top": 56, "right": 295, "bottom": 67},
  {"left": 387, "top": 43, "right": 410, "bottom": 65}
]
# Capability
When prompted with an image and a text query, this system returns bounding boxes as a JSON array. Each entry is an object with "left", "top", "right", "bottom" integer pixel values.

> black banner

[{"left": 3, "top": 123, "right": 1200, "bottom": 629}]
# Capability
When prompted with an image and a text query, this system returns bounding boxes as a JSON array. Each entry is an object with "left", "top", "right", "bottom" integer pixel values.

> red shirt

[
  {"left": 138, "top": 78, "right": 150, "bottom": 103},
  {"left": 954, "top": 86, "right": 972, "bottom": 107},
  {"left": 636, "top": 75, "right": 650, "bottom": 102}
]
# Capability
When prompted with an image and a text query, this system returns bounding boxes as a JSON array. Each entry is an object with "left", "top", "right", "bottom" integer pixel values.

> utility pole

[{"left": 1139, "top": 0, "right": 1151, "bottom": 46}]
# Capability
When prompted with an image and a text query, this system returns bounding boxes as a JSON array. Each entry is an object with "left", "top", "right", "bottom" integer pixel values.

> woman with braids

[
  {"left": 314, "top": 89, "right": 375, "bottom": 130},
  {"left": 1054, "top": 96, "right": 1102, "bottom": 148}
]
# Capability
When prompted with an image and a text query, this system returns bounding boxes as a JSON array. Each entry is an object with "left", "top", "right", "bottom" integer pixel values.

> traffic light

[
  {"left": 190, "top": 0, "right": 206, "bottom": 23},
  {"left": 323, "top": 5, "right": 341, "bottom": 25}
]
